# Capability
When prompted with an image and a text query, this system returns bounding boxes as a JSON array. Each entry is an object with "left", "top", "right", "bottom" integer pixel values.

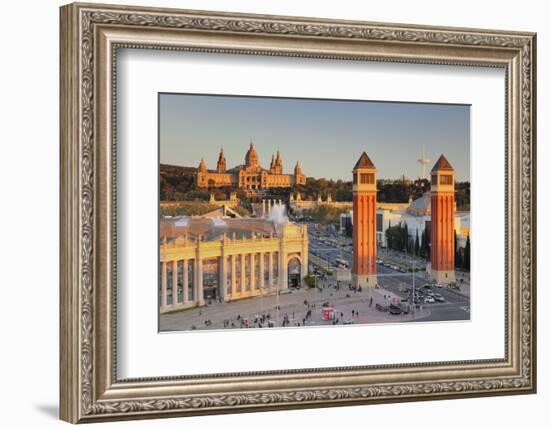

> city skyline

[{"left": 160, "top": 93, "right": 470, "bottom": 182}]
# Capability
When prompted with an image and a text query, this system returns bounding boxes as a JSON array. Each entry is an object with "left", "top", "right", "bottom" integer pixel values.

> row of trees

[
  {"left": 300, "top": 205, "right": 350, "bottom": 226},
  {"left": 160, "top": 164, "right": 470, "bottom": 210},
  {"left": 384, "top": 221, "right": 470, "bottom": 271},
  {"left": 160, "top": 202, "right": 251, "bottom": 217}
]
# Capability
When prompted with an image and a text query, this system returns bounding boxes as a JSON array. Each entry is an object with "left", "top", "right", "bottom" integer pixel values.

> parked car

[
  {"left": 375, "top": 303, "right": 389, "bottom": 312},
  {"left": 400, "top": 304, "right": 410, "bottom": 314},
  {"left": 389, "top": 304, "right": 402, "bottom": 315},
  {"left": 434, "top": 283, "right": 443, "bottom": 288}
]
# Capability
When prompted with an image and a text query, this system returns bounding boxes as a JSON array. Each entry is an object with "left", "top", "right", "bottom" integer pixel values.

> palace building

[
  {"left": 196, "top": 143, "right": 306, "bottom": 191},
  {"left": 159, "top": 215, "right": 309, "bottom": 313}
]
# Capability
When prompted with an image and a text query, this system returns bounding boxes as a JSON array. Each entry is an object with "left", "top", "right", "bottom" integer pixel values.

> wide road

[{"left": 308, "top": 229, "right": 470, "bottom": 322}]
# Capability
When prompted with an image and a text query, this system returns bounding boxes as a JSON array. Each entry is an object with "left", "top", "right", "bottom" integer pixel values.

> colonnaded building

[
  {"left": 159, "top": 214, "right": 308, "bottom": 313},
  {"left": 196, "top": 143, "right": 307, "bottom": 191}
]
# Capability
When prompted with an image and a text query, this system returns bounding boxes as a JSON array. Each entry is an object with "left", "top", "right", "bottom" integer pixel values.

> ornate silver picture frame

[{"left": 60, "top": 2, "right": 536, "bottom": 423}]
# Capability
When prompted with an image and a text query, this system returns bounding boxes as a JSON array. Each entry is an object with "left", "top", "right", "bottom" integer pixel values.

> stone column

[
  {"left": 250, "top": 253, "right": 256, "bottom": 294},
  {"left": 259, "top": 252, "right": 265, "bottom": 289},
  {"left": 230, "top": 254, "right": 236, "bottom": 297},
  {"left": 301, "top": 225, "right": 309, "bottom": 280},
  {"left": 161, "top": 261, "right": 168, "bottom": 309},
  {"left": 279, "top": 247, "right": 288, "bottom": 290},
  {"left": 268, "top": 252, "right": 274, "bottom": 289},
  {"left": 240, "top": 254, "right": 246, "bottom": 294},
  {"left": 182, "top": 259, "right": 189, "bottom": 304},
  {"left": 220, "top": 254, "right": 227, "bottom": 302},
  {"left": 192, "top": 259, "right": 198, "bottom": 304},
  {"left": 196, "top": 258, "right": 204, "bottom": 305},
  {"left": 172, "top": 260, "right": 179, "bottom": 306}
]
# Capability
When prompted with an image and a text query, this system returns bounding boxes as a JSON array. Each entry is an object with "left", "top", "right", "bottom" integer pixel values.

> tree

[
  {"left": 454, "top": 230, "right": 459, "bottom": 269},
  {"left": 386, "top": 222, "right": 408, "bottom": 252},
  {"left": 420, "top": 226, "right": 431, "bottom": 260},
  {"left": 403, "top": 222, "right": 409, "bottom": 253}
]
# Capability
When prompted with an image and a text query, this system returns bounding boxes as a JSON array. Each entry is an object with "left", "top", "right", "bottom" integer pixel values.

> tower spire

[{"left": 217, "top": 147, "right": 226, "bottom": 172}]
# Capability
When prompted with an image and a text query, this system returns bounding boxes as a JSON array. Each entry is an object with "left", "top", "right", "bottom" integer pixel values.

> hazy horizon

[{"left": 160, "top": 93, "right": 470, "bottom": 182}]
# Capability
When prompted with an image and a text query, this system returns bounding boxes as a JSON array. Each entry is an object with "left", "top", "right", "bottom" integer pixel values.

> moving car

[
  {"left": 424, "top": 296, "right": 435, "bottom": 303},
  {"left": 433, "top": 293, "right": 445, "bottom": 302}
]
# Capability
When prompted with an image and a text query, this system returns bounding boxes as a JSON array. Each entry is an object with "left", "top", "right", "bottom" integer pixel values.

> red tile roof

[
  {"left": 431, "top": 155, "right": 454, "bottom": 172},
  {"left": 353, "top": 152, "right": 375, "bottom": 170}
]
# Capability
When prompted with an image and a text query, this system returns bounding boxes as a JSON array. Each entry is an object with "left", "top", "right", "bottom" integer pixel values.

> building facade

[
  {"left": 352, "top": 152, "right": 378, "bottom": 287},
  {"left": 196, "top": 143, "right": 306, "bottom": 191},
  {"left": 289, "top": 193, "right": 353, "bottom": 212},
  {"left": 159, "top": 217, "right": 308, "bottom": 313},
  {"left": 430, "top": 155, "right": 456, "bottom": 283}
]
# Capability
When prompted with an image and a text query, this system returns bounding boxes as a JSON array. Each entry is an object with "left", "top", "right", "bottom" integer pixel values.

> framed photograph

[{"left": 60, "top": 2, "right": 537, "bottom": 423}]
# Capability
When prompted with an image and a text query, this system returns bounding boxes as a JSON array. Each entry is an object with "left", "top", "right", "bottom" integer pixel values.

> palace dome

[
  {"left": 198, "top": 158, "right": 207, "bottom": 173},
  {"left": 245, "top": 142, "right": 259, "bottom": 167}
]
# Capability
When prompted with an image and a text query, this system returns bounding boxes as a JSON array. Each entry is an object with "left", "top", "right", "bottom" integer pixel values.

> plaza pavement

[{"left": 160, "top": 279, "right": 432, "bottom": 332}]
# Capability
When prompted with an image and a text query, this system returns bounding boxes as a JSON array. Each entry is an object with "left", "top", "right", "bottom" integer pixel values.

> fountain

[{"left": 268, "top": 203, "right": 288, "bottom": 225}]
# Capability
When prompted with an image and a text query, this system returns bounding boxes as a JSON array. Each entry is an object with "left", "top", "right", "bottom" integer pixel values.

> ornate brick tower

[
  {"left": 216, "top": 148, "right": 226, "bottom": 172},
  {"left": 294, "top": 161, "right": 306, "bottom": 185},
  {"left": 430, "top": 155, "right": 456, "bottom": 284},
  {"left": 274, "top": 151, "right": 283, "bottom": 174},
  {"left": 196, "top": 158, "right": 208, "bottom": 188},
  {"left": 352, "top": 152, "right": 377, "bottom": 288}
]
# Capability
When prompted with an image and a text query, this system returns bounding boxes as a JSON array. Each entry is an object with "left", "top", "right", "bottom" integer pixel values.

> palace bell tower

[
  {"left": 352, "top": 152, "right": 377, "bottom": 288},
  {"left": 430, "top": 154, "right": 456, "bottom": 284},
  {"left": 216, "top": 148, "right": 226, "bottom": 172}
]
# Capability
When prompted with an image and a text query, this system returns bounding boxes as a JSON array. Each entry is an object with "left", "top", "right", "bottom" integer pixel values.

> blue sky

[{"left": 159, "top": 93, "right": 470, "bottom": 182}]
